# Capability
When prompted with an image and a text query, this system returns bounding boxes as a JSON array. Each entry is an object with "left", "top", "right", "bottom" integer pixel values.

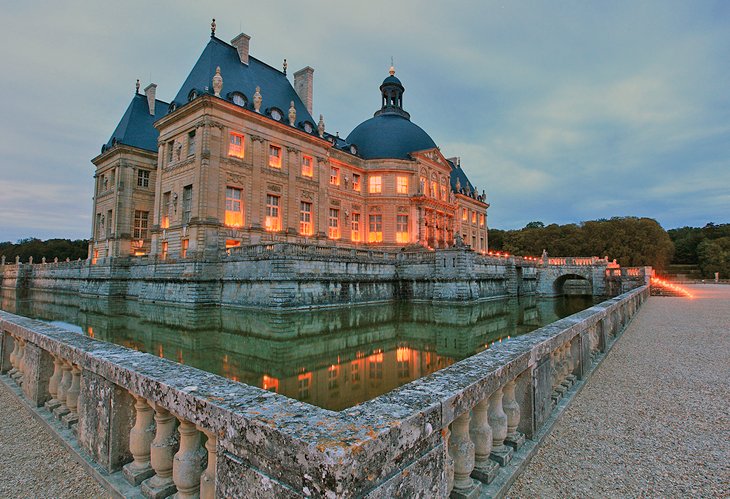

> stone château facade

[{"left": 89, "top": 23, "right": 489, "bottom": 261}]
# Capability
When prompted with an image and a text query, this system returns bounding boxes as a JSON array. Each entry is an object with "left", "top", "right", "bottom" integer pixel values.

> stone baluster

[
  {"left": 141, "top": 404, "right": 178, "bottom": 498},
  {"left": 469, "top": 398, "right": 499, "bottom": 484},
  {"left": 565, "top": 343, "right": 577, "bottom": 385},
  {"left": 123, "top": 395, "right": 156, "bottom": 485},
  {"left": 45, "top": 356, "right": 64, "bottom": 411},
  {"left": 448, "top": 411, "right": 477, "bottom": 497},
  {"left": 7, "top": 336, "right": 19, "bottom": 376},
  {"left": 503, "top": 380, "right": 525, "bottom": 449},
  {"left": 487, "top": 388, "right": 513, "bottom": 466},
  {"left": 62, "top": 364, "right": 82, "bottom": 427},
  {"left": 444, "top": 427, "right": 454, "bottom": 495},
  {"left": 53, "top": 360, "right": 73, "bottom": 419},
  {"left": 198, "top": 427, "right": 217, "bottom": 499},
  {"left": 13, "top": 339, "right": 26, "bottom": 385},
  {"left": 173, "top": 418, "right": 204, "bottom": 498}
]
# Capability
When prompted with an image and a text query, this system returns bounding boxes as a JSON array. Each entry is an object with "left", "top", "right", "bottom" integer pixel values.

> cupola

[{"left": 374, "top": 66, "right": 410, "bottom": 119}]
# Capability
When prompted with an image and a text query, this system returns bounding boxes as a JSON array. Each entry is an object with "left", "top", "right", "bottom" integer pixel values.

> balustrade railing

[{"left": 0, "top": 284, "right": 648, "bottom": 497}]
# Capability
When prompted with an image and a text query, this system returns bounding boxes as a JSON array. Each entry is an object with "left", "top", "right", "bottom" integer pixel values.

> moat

[{"left": 0, "top": 289, "right": 601, "bottom": 410}]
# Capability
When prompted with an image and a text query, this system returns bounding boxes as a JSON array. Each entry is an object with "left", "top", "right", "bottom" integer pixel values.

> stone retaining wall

[{"left": 0, "top": 285, "right": 648, "bottom": 497}]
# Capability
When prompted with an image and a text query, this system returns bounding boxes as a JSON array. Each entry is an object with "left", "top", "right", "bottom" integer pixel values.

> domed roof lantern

[{"left": 375, "top": 63, "right": 410, "bottom": 119}]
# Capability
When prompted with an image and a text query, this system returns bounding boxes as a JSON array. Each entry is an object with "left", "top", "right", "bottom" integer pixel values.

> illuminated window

[
  {"left": 420, "top": 176, "right": 427, "bottom": 194},
  {"left": 328, "top": 208, "right": 340, "bottom": 239},
  {"left": 181, "top": 239, "right": 189, "bottom": 258},
  {"left": 430, "top": 178, "right": 438, "bottom": 198},
  {"left": 351, "top": 362, "right": 360, "bottom": 382},
  {"left": 396, "top": 215, "right": 409, "bottom": 244},
  {"left": 397, "top": 176, "right": 408, "bottom": 194},
  {"left": 330, "top": 166, "right": 340, "bottom": 185},
  {"left": 268, "top": 145, "right": 282, "bottom": 168},
  {"left": 462, "top": 208, "right": 467, "bottom": 221},
  {"left": 301, "top": 155, "right": 313, "bottom": 177},
  {"left": 225, "top": 187, "right": 243, "bottom": 227},
  {"left": 479, "top": 213, "right": 485, "bottom": 227},
  {"left": 265, "top": 194, "right": 281, "bottom": 231},
  {"left": 92, "top": 249, "right": 98, "bottom": 265},
  {"left": 161, "top": 241, "right": 168, "bottom": 260},
  {"left": 440, "top": 185, "right": 447, "bottom": 201},
  {"left": 182, "top": 185, "right": 193, "bottom": 224},
  {"left": 298, "top": 373, "right": 311, "bottom": 399},
  {"left": 161, "top": 191, "right": 171, "bottom": 228},
  {"left": 369, "top": 176, "right": 382, "bottom": 193},
  {"left": 187, "top": 130, "right": 196, "bottom": 156},
  {"left": 167, "top": 141, "right": 174, "bottom": 163},
  {"left": 228, "top": 132, "right": 245, "bottom": 158},
  {"left": 133, "top": 210, "right": 149, "bottom": 239},
  {"left": 351, "top": 213, "right": 361, "bottom": 242},
  {"left": 300, "top": 201, "right": 313, "bottom": 236},
  {"left": 225, "top": 239, "right": 240, "bottom": 249},
  {"left": 328, "top": 365, "right": 339, "bottom": 390},
  {"left": 368, "top": 214, "right": 383, "bottom": 242},
  {"left": 136, "top": 170, "right": 149, "bottom": 188},
  {"left": 95, "top": 213, "right": 102, "bottom": 239},
  {"left": 472, "top": 211, "right": 477, "bottom": 224},
  {"left": 352, "top": 173, "right": 361, "bottom": 192}
]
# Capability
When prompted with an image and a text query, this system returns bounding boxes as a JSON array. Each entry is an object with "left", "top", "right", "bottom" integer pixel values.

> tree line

[
  {"left": 668, "top": 223, "right": 730, "bottom": 278},
  {"left": 0, "top": 238, "right": 88, "bottom": 263}
]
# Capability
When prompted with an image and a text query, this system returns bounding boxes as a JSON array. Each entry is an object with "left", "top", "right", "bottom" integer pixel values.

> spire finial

[
  {"left": 283, "top": 58, "right": 287, "bottom": 75},
  {"left": 135, "top": 79, "right": 140, "bottom": 94},
  {"left": 211, "top": 18, "right": 216, "bottom": 37},
  {"left": 389, "top": 56, "right": 395, "bottom": 76}
]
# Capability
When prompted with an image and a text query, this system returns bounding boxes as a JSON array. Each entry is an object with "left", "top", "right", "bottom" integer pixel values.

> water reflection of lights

[{"left": 651, "top": 277, "right": 693, "bottom": 298}]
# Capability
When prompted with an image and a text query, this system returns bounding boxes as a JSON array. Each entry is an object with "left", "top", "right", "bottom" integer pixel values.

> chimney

[
  {"left": 144, "top": 83, "right": 157, "bottom": 115},
  {"left": 447, "top": 156, "right": 461, "bottom": 168},
  {"left": 294, "top": 66, "right": 314, "bottom": 116},
  {"left": 231, "top": 33, "right": 251, "bottom": 65}
]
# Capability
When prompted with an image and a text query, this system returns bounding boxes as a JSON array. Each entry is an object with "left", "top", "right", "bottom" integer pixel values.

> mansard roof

[
  {"left": 171, "top": 36, "right": 315, "bottom": 125},
  {"left": 104, "top": 93, "right": 168, "bottom": 153},
  {"left": 448, "top": 159, "right": 479, "bottom": 198}
]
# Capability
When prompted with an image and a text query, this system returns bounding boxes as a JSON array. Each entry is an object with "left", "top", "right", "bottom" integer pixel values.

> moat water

[{"left": 0, "top": 289, "right": 602, "bottom": 411}]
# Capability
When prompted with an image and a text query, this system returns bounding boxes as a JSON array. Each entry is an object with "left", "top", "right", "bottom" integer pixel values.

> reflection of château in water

[{"left": 0, "top": 288, "right": 596, "bottom": 411}]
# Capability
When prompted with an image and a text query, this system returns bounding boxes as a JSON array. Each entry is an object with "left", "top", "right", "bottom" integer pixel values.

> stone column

[
  {"left": 444, "top": 427, "right": 454, "bottom": 496},
  {"left": 11, "top": 339, "right": 25, "bottom": 384},
  {"left": 469, "top": 398, "right": 499, "bottom": 484},
  {"left": 448, "top": 412, "right": 477, "bottom": 498},
  {"left": 7, "top": 336, "right": 19, "bottom": 376},
  {"left": 45, "top": 356, "right": 64, "bottom": 411},
  {"left": 123, "top": 395, "right": 156, "bottom": 486},
  {"left": 199, "top": 427, "right": 217, "bottom": 499},
  {"left": 172, "top": 419, "right": 204, "bottom": 498},
  {"left": 488, "top": 388, "right": 513, "bottom": 466},
  {"left": 141, "top": 404, "right": 178, "bottom": 499},
  {"left": 62, "top": 364, "right": 82, "bottom": 427},
  {"left": 54, "top": 360, "right": 73, "bottom": 419},
  {"left": 503, "top": 380, "right": 525, "bottom": 449}
]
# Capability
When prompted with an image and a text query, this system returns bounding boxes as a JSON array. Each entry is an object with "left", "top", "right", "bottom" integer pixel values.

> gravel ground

[
  {"left": 508, "top": 284, "right": 730, "bottom": 498},
  {"left": 0, "top": 381, "right": 107, "bottom": 499}
]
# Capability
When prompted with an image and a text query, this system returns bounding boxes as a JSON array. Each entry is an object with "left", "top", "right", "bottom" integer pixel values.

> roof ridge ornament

[
  {"left": 135, "top": 79, "right": 140, "bottom": 94},
  {"left": 253, "top": 86, "right": 262, "bottom": 113},
  {"left": 212, "top": 67, "right": 223, "bottom": 97},
  {"left": 318, "top": 114, "right": 325, "bottom": 138},
  {"left": 283, "top": 58, "right": 288, "bottom": 75},
  {"left": 211, "top": 18, "right": 216, "bottom": 37},
  {"left": 288, "top": 101, "right": 296, "bottom": 126},
  {"left": 389, "top": 56, "right": 395, "bottom": 76}
]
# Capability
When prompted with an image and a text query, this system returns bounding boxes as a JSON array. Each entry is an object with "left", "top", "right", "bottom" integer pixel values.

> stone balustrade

[{"left": 0, "top": 285, "right": 648, "bottom": 497}]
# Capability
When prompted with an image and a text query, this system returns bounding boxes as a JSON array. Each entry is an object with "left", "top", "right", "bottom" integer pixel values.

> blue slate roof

[
  {"left": 345, "top": 114, "right": 437, "bottom": 160},
  {"left": 172, "top": 37, "right": 315, "bottom": 125},
  {"left": 104, "top": 93, "right": 168, "bottom": 152},
  {"left": 448, "top": 159, "right": 477, "bottom": 195}
]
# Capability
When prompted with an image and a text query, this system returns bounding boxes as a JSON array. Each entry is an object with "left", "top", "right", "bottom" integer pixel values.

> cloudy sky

[{"left": 0, "top": 1, "right": 728, "bottom": 242}]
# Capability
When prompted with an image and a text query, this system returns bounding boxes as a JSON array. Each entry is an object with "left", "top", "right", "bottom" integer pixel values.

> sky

[{"left": 0, "top": 1, "right": 728, "bottom": 242}]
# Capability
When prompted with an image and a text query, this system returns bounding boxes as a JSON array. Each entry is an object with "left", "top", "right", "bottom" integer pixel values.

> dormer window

[
  {"left": 230, "top": 92, "right": 247, "bottom": 107},
  {"left": 187, "top": 89, "right": 198, "bottom": 102},
  {"left": 303, "top": 121, "right": 314, "bottom": 134},
  {"left": 270, "top": 108, "right": 283, "bottom": 121}
]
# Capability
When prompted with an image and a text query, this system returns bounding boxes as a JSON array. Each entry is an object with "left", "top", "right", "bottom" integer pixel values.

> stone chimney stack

[
  {"left": 231, "top": 33, "right": 251, "bottom": 65},
  {"left": 144, "top": 83, "right": 157, "bottom": 115},
  {"left": 294, "top": 66, "right": 314, "bottom": 115}
]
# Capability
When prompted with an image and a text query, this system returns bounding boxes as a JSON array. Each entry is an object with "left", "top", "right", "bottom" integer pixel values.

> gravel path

[
  {"left": 0, "top": 381, "right": 107, "bottom": 499},
  {"left": 508, "top": 284, "right": 730, "bottom": 498}
]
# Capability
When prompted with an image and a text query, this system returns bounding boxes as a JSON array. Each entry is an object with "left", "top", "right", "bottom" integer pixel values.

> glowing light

[
  {"left": 396, "top": 347, "right": 412, "bottom": 363},
  {"left": 262, "top": 374, "right": 279, "bottom": 392},
  {"left": 87, "top": 327, "right": 94, "bottom": 338},
  {"left": 651, "top": 277, "right": 693, "bottom": 298}
]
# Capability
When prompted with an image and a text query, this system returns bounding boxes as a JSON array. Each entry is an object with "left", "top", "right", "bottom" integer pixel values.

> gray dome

[{"left": 346, "top": 114, "right": 437, "bottom": 160}]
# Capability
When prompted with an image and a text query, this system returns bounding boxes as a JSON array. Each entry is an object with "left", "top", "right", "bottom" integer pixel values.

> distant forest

[{"left": 1, "top": 220, "right": 728, "bottom": 278}]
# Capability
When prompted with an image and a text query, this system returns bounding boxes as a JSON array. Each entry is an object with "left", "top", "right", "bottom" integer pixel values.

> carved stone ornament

[
  {"left": 288, "top": 101, "right": 296, "bottom": 127},
  {"left": 318, "top": 114, "right": 325, "bottom": 138},
  {"left": 267, "top": 183, "right": 282, "bottom": 192},
  {"left": 370, "top": 206, "right": 381, "bottom": 213},
  {"left": 227, "top": 173, "right": 245, "bottom": 185},
  {"left": 250, "top": 134, "right": 265, "bottom": 143},
  {"left": 253, "top": 86, "right": 262, "bottom": 113},
  {"left": 352, "top": 204, "right": 361, "bottom": 211},
  {"left": 397, "top": 206, "right": 408, "bottom": 213},
  {"left": 454, "top": 233, "right": 466, "bottom": 248},
  {"left": 455, "top": 178, "right": 461, "bottom": 191},
  {"left": 212, "top": 66, "right": 223, "bottom": 97},
  {"left": 331, "top": 199, "right": 341, "bottom": 206},
  {"left": 301, "top": 190, "right": 313, "bottom": 200}
]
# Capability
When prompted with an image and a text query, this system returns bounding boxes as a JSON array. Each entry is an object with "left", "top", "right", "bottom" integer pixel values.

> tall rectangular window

[
  {"left": 187, "top": 130, "right": 196, "bottom": 156},
  {"left": 106, "top": 209, "right": 112, "bottom": 238},
  {"left": 225, "top": 187, "right": 243, "bottom": 227},
  {"left": 396, "top": 215, "right": 409, "bottom": 244},
  {"left": 182, "top": 185, "right": 193, "bottom": 224},
  {"left": 330, "top": 166, "right": 340, "bottom": 185},
  {"left": 268, "top": 145, "right": 282, "bottom": 168},
  {"left": 420, "top": 176, "right": 427, "bottom": 194},
  {"left": 368, "top": 214, "right": 383, "bottom": 242},
  {"left": 265, "top": 194, "right": 281, "bottom": 231},
  {"left": 167, "top": 141, "right": 174, "bottom": 163},
  {"left": 479, "top": 213, "right": 485, "bottom": 227},
  {"left": 301, "top": 155, "right": 313, "bottom": 177},
  {"left": 137, "top": 170, "right": 150, "bottom": 188},
  {"left": 300, "top": 201, "right": 313, "bottom": 236},
  {"left": 161, "top": 241, "right": 168, "bottom": 260},
  {"left": 181, "top": 239, "right": 189, "bottom": 258},
  {"left": 440, "top": 185, "right": 447, "bottom": 201},
  {"left": 328, "top": 208, "right": 340, "bottom": 239},
  {"left": 352, "top": 173, "right": 361, "bottom": 192},
  {"left": 472, "top": 211, "right": 477, "bottom": 224},
  {"left": 95, "top": 213, "right": 102, "bottom": 239},
  {"left": 369, "top": 176, "right": 382, "bottom": 193},
  {"left": 430, "top": 180, "right": 438, "bottom": 198},
  {"left": 161, "top": 191, "right": 171, "bottom": 228},
  {"left": 397, "top": 176, "right": 408, "bottom": 194},
  {"left": 351, "top": 213, "right": 361, "bottom": 242},
  {"left": 462, "top": 208, "right": 468, "bottom": 221},
  {"left": 228, "top": 132, "right": 245, "bottom": 158},
  {"left": 133, "top": 210, "right": 149, "bottom": 239}
]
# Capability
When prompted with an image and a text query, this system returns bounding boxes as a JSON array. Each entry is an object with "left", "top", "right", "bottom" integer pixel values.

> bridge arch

[{"left": 553, "top": 273, "right": 592, "bottom": 296}]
